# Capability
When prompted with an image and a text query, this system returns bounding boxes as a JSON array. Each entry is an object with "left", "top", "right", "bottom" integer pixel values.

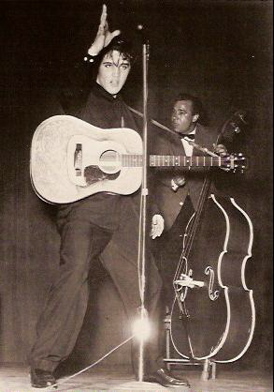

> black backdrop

[{"left": 0, "top": 0, "right": 272, "bottom": 372}]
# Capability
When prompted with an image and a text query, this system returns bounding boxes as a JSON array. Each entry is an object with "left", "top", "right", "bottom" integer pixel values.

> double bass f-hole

[{"left": 205, "top": 266, "right": 220, "bottom": 301}]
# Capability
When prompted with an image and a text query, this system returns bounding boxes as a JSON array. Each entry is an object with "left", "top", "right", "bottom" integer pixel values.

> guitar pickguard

[{"left": 84, "top": 166, "right": 120, "bottom": 185}]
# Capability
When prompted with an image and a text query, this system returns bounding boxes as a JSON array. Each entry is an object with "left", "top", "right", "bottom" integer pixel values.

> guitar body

[{"left": 30, "top": 115, "right": 143, "bottom": 204}]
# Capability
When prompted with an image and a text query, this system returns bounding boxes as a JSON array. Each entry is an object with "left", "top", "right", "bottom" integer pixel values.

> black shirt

[{"left": 58, "top": 83, "right": 140, "bottom": 231}]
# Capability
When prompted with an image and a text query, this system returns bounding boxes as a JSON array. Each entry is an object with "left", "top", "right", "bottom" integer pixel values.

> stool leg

[
  {"left": 201, "top": 359, "right": 210, "bottom": 380},
  {"left": 211, "top": 361, "right": 217, "bottom": 380},
  {"left": 164, "top": 314, "right": 171, "bottom": 371}
]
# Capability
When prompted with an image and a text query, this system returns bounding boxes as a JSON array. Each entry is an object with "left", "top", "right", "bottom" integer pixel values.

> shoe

[
  {"left": 30, "top": 368, "right": 57, "bottom": 388},
  {"left": 144, "top": 367, "right": 190, "bottom": 388}
]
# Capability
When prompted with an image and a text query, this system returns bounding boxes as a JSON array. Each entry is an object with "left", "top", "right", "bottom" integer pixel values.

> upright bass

[{"left": 170, "top": 111, "right": 255, "bottom": 363}]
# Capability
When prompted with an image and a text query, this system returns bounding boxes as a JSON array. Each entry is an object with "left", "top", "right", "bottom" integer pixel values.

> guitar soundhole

[{"left": 99, "top": 149, "right": 121, "bottom": 174}]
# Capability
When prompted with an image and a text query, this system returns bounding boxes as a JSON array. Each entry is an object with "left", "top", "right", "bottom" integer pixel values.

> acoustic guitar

[{"left": 30, "top": 115, "right": 246, "bottom": 204}]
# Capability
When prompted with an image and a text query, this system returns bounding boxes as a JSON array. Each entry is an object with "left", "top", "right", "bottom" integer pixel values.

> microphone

[
  {"left": 137, "top": 24, "right": 145, "bottom": 32},
  {"left": 136, "top": 24, "right": 149, "bottom": 43}
]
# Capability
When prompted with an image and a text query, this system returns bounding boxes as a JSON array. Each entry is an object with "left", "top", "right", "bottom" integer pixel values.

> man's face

[
  {"left": 171, "top": 100, "right": 199, "bottom": 134},
  {"left": 96, "top": 50, "right": 131, "bottom": 96}
]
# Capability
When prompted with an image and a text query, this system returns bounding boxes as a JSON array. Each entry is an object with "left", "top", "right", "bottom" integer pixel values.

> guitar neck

[
  {"left": 150, "top": 155, "right": 225, "bottom": 167},
  {"left": 122, "top": 154, "right": 226, "bottom": 168}
]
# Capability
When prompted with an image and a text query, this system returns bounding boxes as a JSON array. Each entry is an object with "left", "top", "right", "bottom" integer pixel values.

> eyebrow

[
  {"left": 102, "top": 60, "right": 130, "bottom": 66},
  {"left": 173, "top": 108, "right": 187, "bottom": 112}
]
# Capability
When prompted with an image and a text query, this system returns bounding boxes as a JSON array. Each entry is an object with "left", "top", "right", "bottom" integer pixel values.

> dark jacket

[{"left": 152, "top": 123, "right": 220, "bottom": 230}]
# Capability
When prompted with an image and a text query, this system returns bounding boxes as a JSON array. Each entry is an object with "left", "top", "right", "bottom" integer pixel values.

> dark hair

[
  {"left": 174, "top": 93, "right": 209, "bottom": 125},
  {"left": 97, "top": 35, "right": 135, "bottom": 64},
  {"left": 174, "top": 93, "right": 203, "bottom": 116}
]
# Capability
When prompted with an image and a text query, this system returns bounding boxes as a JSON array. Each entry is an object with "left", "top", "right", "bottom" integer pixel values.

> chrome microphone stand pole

[{"left": 137, "top": 38, "right": 150, "bottom": 382}]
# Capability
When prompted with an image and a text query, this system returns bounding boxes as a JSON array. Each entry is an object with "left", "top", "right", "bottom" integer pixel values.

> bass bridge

[{"left": 174, "top": 267, "right": 219, "bottom": 302}]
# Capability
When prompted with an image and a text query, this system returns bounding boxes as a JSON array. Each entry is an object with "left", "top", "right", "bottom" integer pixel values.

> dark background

[{"left": 0, "top": 0, "right": 272, "bottom": 373}]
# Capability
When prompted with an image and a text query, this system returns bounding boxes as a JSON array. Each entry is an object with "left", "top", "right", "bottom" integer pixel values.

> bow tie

[{"left": 180, "top": 133, "right": 195, "bottom": 140}]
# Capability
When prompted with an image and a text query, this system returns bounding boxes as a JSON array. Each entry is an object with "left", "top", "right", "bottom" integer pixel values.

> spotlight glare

[{"left": 132, "top": 317, "right": 151, "bottom": 341}]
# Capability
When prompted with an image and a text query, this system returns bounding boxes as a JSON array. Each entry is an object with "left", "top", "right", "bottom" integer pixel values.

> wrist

[{"left": 83, "top": 52, "right": 97, "bottom": 63}]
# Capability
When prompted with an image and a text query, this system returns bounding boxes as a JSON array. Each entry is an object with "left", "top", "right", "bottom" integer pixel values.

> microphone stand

[
  {"left": 137, "top": 39, "right": 150, "bottom": 383},
  {"left": 128, "top": 107, "right": 219, "bottom": 157}
]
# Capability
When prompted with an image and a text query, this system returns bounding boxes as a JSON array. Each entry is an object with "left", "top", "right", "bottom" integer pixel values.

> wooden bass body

[{"left": 170, "top": 195, "right": 255, "bottom": 362}]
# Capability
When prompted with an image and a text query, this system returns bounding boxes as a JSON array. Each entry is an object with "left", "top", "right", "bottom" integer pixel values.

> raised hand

[{"left": 88, "top": 4, "right": 121, "bottom": 56}]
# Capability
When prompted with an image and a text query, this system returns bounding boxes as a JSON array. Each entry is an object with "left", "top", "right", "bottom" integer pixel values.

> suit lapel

[
  {"left": 168, "top": 134, "right": 185, "bottom": 156},
  {"left": 193, "top": 124, "right": 215, "bottom": 155}
]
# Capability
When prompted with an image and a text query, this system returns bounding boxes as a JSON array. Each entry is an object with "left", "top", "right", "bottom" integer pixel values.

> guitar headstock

[{"left": 222, "top": 153, "right": 248, "bottom": 172}]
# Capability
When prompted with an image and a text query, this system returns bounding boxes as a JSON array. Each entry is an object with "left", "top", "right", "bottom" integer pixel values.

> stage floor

[{"left": 0, "top": 364, "right": 272, "bottom": 392}]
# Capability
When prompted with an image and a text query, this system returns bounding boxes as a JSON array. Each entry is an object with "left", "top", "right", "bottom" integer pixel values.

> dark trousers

[
  {"left": 156, "top": 196, "right": 195, "bottom": 309},
  {"left": 29, "top": 197, "right": 163, "bottom": 374}
]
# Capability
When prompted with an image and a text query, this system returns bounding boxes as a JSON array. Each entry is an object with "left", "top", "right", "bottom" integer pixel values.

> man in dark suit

[
  {"left": 153, "top": 93, "right": 227, "bottom": 305},
  {"left": 29, "top": 5, "right": 190, "bottom": 390}
]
